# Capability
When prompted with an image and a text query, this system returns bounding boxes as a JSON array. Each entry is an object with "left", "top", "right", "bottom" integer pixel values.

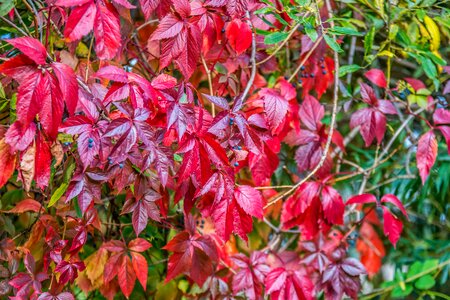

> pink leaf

[
  {"left": 64, "top": 2, "right": 97, "bottom": 42},
  {"left": 321, "top": 186, "right": 344, "bottom": 224},
  {"left": 382, "top": 207, "right": 403, "bottom": 247},
  {"left": 346, "top": 194, "right": 377, "bottom": 205},
  {"left": 381, "top": 194, "right": 409, "bottom": 219},
  {"left": 299, "top": 95, "right": 324, "bottom": 131},
  {"left": 94, "top": 2, "right": 121, "bottom": 60},
  {"left": 364, "top": 69, "right": 387, "bottom": 88},
  {"left": 416, "top": 130, "right": 437, "bottom": 184},
  {"left": 234, "top": 185, "right": 264, "bottom": 219},
  {"left": 7, "top": 37, "right": 47, "bottom": 65}
]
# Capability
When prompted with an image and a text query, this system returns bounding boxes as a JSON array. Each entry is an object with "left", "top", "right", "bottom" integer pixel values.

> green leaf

[
  {"left": 407, "top": 261, "right": 423, "bottom": 278},
  {"left": 364, "top": 27, "right": 375, "bottom": 57},
  {"left": 329, "top": 26, "right": 362, "bottom": 36},
  {"left": 419, "top": 56, "right": 437, "bottom": 79},
  {"left": 305, "top": 25, "right": 318, "bottom": 42},
  {"left": 415, "top": 275, "right": 436, "bottom": 290},
  {"left": 424, "top": 52, "right": 446, "bottom": 66},
  {"left": 324, "top": 34, "right": 343, "bottom": 52},
  {"left": 264, "top": 32, "right": 289, "bottom": 45},
  {"left": 422, "top": 259, "right": 439, "bottom": 271},
  {"left": 48, "top": 183, "right": 68, "bottom": 208},
  {"left": 391, "top": 284, "right": 413, "bottom": 298},
  {"left": 269, "top": 12, "right": 289, "bottom": 26},
  {"left": 338, "top": 64, "right": 361, "bottom": 77},
  {"left": 0, "top": 0, "right": 13, "bottom": 17},
  {"left": 407, "top": 94, "right": 428, "bottom": 108}
]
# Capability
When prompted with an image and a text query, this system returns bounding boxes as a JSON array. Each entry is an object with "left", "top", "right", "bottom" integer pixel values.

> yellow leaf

[
  {"left": 378, "top": 50, "right": 395, "bottom": 58},
  {"left": 424, "top": 16, "right": 440, "bottom": 51}
]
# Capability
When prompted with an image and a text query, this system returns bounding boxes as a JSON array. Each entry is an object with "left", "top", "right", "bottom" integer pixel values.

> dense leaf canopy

[{"left": 0, "top": 0, "right": 449, "bottom": 299}]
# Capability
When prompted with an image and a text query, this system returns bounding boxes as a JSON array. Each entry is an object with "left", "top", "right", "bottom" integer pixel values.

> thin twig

[
  {"left": 256, "top": 23, "right": 301, "bottom": 66},
  {"left": 288, "top": 36, "right": 323, "bottom": 83},
  {"left": 365, "top": 175, "right": 415, "bottom": 192},
  {"left": 0, "top": 15, "right": 29, "bottom": 36},
  {"left": 201, "top": 55, "right": 215, "bottom": 117},
  {"left": 85, "top": 35, "right": 95, "bottom": 82},
  {"left": 265, "top": 0, "right": 340, "bottom": 209}
]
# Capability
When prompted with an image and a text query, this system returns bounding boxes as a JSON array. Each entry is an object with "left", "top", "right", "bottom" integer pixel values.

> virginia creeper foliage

[{"left": 0, "top": 0, "right": 449, "bottom": 299}]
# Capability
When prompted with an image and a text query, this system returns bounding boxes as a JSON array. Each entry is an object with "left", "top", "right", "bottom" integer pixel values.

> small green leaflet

[
  {"left": 329, "top": 26, "right": 362, "bottom": 36},
  {"left": 339, "top": 64, "right": 361, "bottom": 77},
  {"left": 264, "top": 32, "right": 289, "bottom": 45},
  {"left": 48, "top": 183, "right": 68, "bottom": 208},
  {"left": 324, "top": 34, "right": 343, "bottom": 52},
  {"left": 0, "top": 0, "right": 13, "bottom": 17},
  {"left": 364, "top": 27, "right": 375, "bottom": 57}
]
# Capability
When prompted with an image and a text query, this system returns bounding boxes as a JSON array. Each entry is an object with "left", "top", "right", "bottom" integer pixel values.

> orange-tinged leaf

[
  {"left": 2, "top": 199, "right": 43, "bottom": 213},
  {"left": 19, "top": 143, "right": 36, "bottom": 192},
  {"left": 84, "top": 248, "right": 109, "bottom": 289},
  {"left": 118, "top": 255, "right": 136, "bottom": 298},
  {"left": 356, "top": 222, "right": 385, "bottom": 278},
  {"left": 0, "top": 136, "right": 16, "bottom": 188},
  {"left": 131, "top": 252, "right": 147, "bottom": 290}
]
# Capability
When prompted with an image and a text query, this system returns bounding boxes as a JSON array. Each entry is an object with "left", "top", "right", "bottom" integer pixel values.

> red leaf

[
  {"left": 51, "top": 62, "right": 79, "bottom": 116},
  {"left": 172, "top": 0, "right": 191, "bottom": 18},
  {"left": 55, "top": 260, "right": 85, "bottom": 285},
  {"left": 175, "top": 25, "right": 201, "bottom": 78},
  {"left": 55, "top": 0, "right": 91, "bottom": 6},
  {"left": 2, "top": 199, "right": 43, "bottom": 214},
  {"left": 356, "top": 222, "right": 385, "bottom": 277},
  {"left": 350, "top": 108, "right": 386, "bottom": 146},
  {"left": 16, "top": 70, "right": 42, "bottom": 127},
  {"left": 346, "top": 194, "right": 377, "bottom": 205},
  {"left": 0, "top": 54, "right": 36, "bottom": 82},
  {"left": 128, "top": 238, "right": 152, "bottom": 252},
  {"left": 131, "top": 252, "right": 147, "bottom": 290},
  {"left": 364, "top": 69, "right": 387, "bottom": 88},
  {"left": 433, "top": 108, "right": 450, "bottom": 125},
  {"left": 151, "top": 14, "right": 184, "bottom": 40},
  {"left": 382, "top": 207, "right": 403, "bottom": 247},
  {"left": 380, "top": 194, "right": 408, "bottom": 219},
  {"left": 6, "top": 37, "right": 47, "bottom": 65},
  {"left": 118, "top": 255, "right": 136, "bottom": 298},
  {"left": 234, "top": 185, "right": 264, "bottom": 219},
  {"left": 39, "top": 72, "right": 64, "bottom": 139},
  {"left": 139, "top": 0, "right": 161, "bottom": 20},
  {"left": 203, "top": 94, "right": 230, "bottom": 110},
  {"left": 416, "top": 130, "right": 437, "bottom": 184},
  {"left": 231, "top": 252, "right": 270, "bottom": 300},
  {"left": 5, "top": 121, "right": 36, "bottom": 152},
  {"left": 94, "top": 2, "right": 121, "bottom": 60},
  {"left": 151, "top": 74, "right": 177, "bottom": 90},
  {"left": 35, "top": 132, "right": 52, "bottom": 190},
  {"left": 438, "top": 126, "right": 450, "bottom": 154},
  {"left": 226, "top": 19, "right": 252, "bottom": 55},
  {"left": 321, "top": 257, "right": 365, "bottom": 299},
  {"left": 321, "top": 186, "right": 344, "bottom": 225},
  {"left": 64, "top": 2, "right": 97, "bottom": 42},
  {"left": 261, "top": 88, "right": 289, "bottom": 133},
  {"left": 299, "top": 95, "right": 324, "bottom": 131},
  {"left": 266, "top": 267, "right": 314, "bottom": 300},
  {"left": 359, "top": 83, "right": 378, "bottom": 105},
  {"left": 0, "top": 134, "right": 16, "bottom": 188},
  {"left": 163, "top": 229, "right": 217, "bottom": 286}
]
